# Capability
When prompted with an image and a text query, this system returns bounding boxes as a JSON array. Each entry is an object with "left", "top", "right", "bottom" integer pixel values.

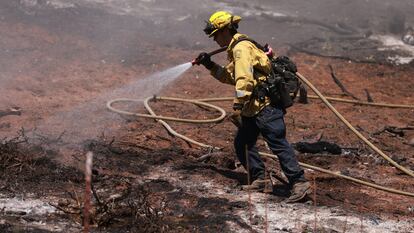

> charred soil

[{"left": 0, "top": 1, "right": 413, "bottom": 232}]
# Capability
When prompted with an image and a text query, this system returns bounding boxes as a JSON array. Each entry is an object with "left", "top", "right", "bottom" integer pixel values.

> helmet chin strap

[
  {"left": 228, "top": 16, "right": 234, "bottom": 29},
  {"left": 227, "top": 16, "right": 238, "bottom": 32}
]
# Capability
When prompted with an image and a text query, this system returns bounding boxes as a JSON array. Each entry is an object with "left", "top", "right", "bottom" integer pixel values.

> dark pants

[{"left": 234, "top": 105, "right": 305, "bottom": 184}]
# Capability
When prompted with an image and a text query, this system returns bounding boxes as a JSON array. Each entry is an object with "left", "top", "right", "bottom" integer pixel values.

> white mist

[{"left": 35, "top": 62, "right": 193, "bottom": 147}]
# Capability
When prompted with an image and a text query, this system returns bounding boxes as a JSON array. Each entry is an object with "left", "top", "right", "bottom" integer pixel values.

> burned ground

[{"left": 0, "top": 0, "right": 414, "bottom": 232}]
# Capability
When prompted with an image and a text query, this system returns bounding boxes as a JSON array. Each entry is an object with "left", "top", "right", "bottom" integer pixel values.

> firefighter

[{"left": 195, "top": 11, "right": 311, "bottom": 202}]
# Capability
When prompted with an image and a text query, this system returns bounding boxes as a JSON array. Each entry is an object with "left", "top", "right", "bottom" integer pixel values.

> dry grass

[{"left": 0, "top": 128, "right": 34, "bottom": 173}]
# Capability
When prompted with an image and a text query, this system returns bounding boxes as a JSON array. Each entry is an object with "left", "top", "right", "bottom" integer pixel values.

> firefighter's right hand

[{"left": 196, "top": 52, "right": 214, "bottom": 70}]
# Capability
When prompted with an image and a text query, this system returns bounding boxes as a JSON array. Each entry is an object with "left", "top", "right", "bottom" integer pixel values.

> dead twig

[
  {"left": 196, "top": 147, "right": 217, "bottom": 162},
  {"left": 83, "top": 152, "right": 93, "bottom": 233},
  {"left": 0, "top": 128, "right": 35, "bottom": 172},
  {"left": 49, "top": 202, "right": 81, "bottom": 215},
  {"left": 70, "top": 182, "right": 81, "bottom": 209},
  {"left": 91, "top": 183, "right": 103, "bottom": 207},
  {"left": 373, "top": 126, "right": 412, "bottom": 137},
  {"left": 269, "top": 171, "right": 289, "bottom": 186},
  {"left": 0, "top": 107, "right": 21, "bottom": 118},
  {"left": 196, "top": 153, "right": 213, "bottom": 162},
  {"left": 127, "top": 185, "right": 167, "bottom": 232},
  {"left": 328, "top": 64, "right": 360, "bottom": 100},
  {"left": 33, "top": 130, "right": 66, "bottom": 145},
  {"left": 313, "top": 177, "right": 318, "bottom": 232},
  {"left": 364, "top": 89, "right": 374, "bottom": 102}
]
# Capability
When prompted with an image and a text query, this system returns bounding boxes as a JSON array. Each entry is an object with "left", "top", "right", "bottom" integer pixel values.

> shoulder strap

[
  {"left": 229, "top": 36, "right": 271, "bottom": 78},
  {"left": 229, "top": 36, "right": 265, "bottom": 52}
]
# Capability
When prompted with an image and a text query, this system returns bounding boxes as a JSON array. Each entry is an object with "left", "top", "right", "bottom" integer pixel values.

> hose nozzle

[{"left": 191, "top": 58, "right": 199, "bottom": 66}]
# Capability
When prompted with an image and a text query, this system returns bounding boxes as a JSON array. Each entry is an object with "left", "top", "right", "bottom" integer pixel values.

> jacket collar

[{"left": 227, "top": 33, "right": 248, "bottom": 52}]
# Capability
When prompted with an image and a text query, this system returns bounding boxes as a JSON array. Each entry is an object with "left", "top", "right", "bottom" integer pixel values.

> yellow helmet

[{"left": 203, "top": 11, "right": 242, "bottom": 37}]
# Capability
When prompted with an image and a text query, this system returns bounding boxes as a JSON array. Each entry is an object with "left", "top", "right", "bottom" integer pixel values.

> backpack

[{"left": 230, "top": 37, "right": 301, "bottom": 109}]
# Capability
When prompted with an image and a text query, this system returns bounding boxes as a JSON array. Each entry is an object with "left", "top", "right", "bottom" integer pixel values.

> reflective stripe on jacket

[{"left": 210, "top": 33, "right": 273, "bottom": 117}]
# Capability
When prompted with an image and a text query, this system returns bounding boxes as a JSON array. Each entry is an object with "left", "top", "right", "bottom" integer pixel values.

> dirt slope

[{"left": 0, "top": 1, "right": 413, "bottom": 232}]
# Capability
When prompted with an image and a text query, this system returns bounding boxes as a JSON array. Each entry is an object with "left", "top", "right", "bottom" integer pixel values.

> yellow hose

[
  {"left": 106, "top": 75, "right": 414, "bottom": 198},
  {"left": 259, "top": 152, "right": 414, "bottom": 197},
  {"left": 198, "top": 96, "right": 414, "bottom": 109},
  {"left": 107, "top": 96, "right": 226, "bottom": 124},
  {"left": 307, "top": 95, "right": 414, "bottom": 109},
  {"left": 142, "top": 97, "right": 221, "bottom": 150},
  {"left": 296, "top": 72, "right": 414, "bottom": 178}
]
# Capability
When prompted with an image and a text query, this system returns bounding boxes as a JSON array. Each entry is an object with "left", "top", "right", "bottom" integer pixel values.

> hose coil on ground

[{"left": 107, "top": 73, "right": 414, "bottom": 198}]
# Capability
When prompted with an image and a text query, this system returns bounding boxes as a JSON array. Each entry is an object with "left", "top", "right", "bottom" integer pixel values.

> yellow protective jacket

[{"left": 210, "top": 33, "right": 272, "bottom": 117}]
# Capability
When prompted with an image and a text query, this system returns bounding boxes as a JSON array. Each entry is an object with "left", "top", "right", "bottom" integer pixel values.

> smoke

[
  {"left": 387, "top": 6, "right": 406, "bottom": 34},
  {"left": 2, "top": 0, "right": 414, "bottom": 147},
  {"left": 35, "top": 62, "right": 192, "bottom": 148}
]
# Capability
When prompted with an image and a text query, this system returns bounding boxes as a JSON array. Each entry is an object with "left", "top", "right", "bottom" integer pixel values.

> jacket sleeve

[
  {"left": 209, "top": 63, "right": 235, "bottom": 85},
  {"left": 232, "top": 43, "right": 255, "bottom": 106}
]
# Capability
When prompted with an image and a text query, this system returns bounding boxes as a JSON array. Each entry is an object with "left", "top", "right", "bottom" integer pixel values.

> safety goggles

[{"left": 203, "top": 21, "right": 217, "bottom": 36}]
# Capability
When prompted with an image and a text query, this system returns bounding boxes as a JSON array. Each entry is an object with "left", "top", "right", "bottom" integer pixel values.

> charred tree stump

[
  {"left": 298, "top": 84, "right": 309, "bottom": 104},
  {"left": 293, "top": 141, "right": 342, "bottom": 155}
]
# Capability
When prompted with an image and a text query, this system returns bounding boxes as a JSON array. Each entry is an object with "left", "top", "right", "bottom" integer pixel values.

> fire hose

[
  {"left": 108, "top": 97, "right": 225, "bottom": 150},
  {"left": 107, "top": 72, "right": 414, "bottom": 198},
  {"left": 107, "top": 47, "right": 414, "bottom": 198},
  {"left": 306, "top": 95, "right": 414, "bottom": 109}
]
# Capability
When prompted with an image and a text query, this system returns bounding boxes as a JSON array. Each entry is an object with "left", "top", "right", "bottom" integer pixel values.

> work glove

[
  {"left": 232, "top": 103, "right": 244, "bottom": 111},
  {"left": 195, "top": 52, "right": 215, "bottom": 70},
  {"left": 230, "top": 109, "right": 242, "bottom": 128},
  {"left": 229, "top": 103, "right": 243, "bottom": 128}
]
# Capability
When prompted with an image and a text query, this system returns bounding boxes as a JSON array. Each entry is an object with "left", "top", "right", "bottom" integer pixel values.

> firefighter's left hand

[{"left": 229, "top": 109, "right": 242, "bottom": 128}]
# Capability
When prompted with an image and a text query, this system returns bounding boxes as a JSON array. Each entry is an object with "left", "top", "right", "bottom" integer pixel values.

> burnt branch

[
  {"left": 298, "top": 84, "right": 309, "bottom": 104},
  {"left": 373, "top": 126, "right": 413, "bottom": 137},
  {"left": 328, "top": 64, "right": 360, "bottom": 100},
  {"left": 49, "top": 202, "right": 81, "bottom": 215},
  {"left": 52, "top": 179, "right": 169, "bottom": 231},
  {"left": 32, "top": 130, "right": 66, "bottom": 145},
  {"left": 293, "top": 141, "right": 342, "bottom": 155},
  {"left": 364, "top": 89, "right": 374, "bottom": 102},
  {"left": 0, "top": 128, "right": 35, "bottom": 172},
  {"left": 0, "top": 107, "right": 21, "bottom": 118},
  {"left": 289, "top": 44, "right": 378, "bottom": 64}
]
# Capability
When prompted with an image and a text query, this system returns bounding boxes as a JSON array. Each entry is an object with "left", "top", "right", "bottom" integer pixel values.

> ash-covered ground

[{"left": 0, "top": 0, "right": 413, "bottom": 232}]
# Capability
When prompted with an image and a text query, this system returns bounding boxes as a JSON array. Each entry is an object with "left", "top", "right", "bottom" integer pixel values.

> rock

[
  {"left": 250, "top": 214, "right": 263, "bottom": 225},
  {"left": 402, "top": 27, "right": 414, "bottom": 45}
]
